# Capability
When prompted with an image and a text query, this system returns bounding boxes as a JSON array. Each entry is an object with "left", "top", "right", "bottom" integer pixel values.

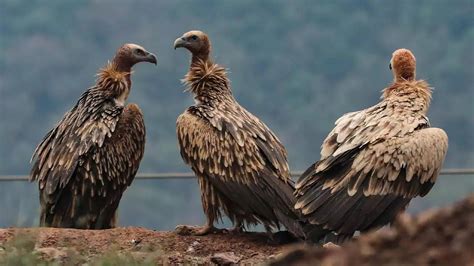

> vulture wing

[
  {"left": 31, "top": 88, "right": 145, "bottom": 228},
  {"left": 177, "top": 106, "right": 299, "bottom": 231},
  {"left": 295, "top": 101, "right": 448, "bottom": 235}
]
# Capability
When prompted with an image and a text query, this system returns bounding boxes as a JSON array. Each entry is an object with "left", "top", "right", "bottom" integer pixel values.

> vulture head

[
  {"left": 112, "top": 43, "right": 157, "bottom": 71},
  {"left": 389, "top": 48, "right": 416, "bottom": 82},
  {"left": 174, "top": 30, "right": 211, "bottom": 60}
]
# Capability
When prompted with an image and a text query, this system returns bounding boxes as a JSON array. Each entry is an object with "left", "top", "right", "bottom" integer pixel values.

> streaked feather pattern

[
  {"left": 177, "top": 59, "right": 306, "bottom": 235},
  {"left": 30, "top": 63, "right": 145, "bottom": 229},
  {"left": 295, "top": 80, "right": 448, "bottom": 236}
]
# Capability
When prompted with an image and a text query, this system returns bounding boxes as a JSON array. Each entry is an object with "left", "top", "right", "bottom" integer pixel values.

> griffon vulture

[
  {"left": 295, "top": 49, "right": 448, "bottom": 242},
  {"left": 174, "top": 30, "right": 312, "bottom": 238},
  {"left": 30, "top": 44, "right": 157, "bottom": 229}
]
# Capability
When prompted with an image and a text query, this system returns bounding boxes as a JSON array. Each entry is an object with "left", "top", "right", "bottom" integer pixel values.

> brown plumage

[
  {"left": 295, "top": 49, "right": 448, "bottom": 242},
  {"left": 174, "top": 30, "right": 308, "bottom": 237},
  {"left": 30, "top": 44, "right": 157, "bottom": 229}
]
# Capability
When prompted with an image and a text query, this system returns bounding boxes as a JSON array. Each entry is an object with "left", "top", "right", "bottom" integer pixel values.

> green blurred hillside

[{"left": 0, "top": 0, "right": 473, "bottom": 229}]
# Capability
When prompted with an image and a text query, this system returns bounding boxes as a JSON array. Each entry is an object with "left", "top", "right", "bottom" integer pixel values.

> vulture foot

[
  {"left": 174, "top": 224, "right": 226, "bottom": 236},
  {"left": 195, "top": 225, "right": 226, "bottom": 235},
  {"left": 228, "top": 226, "right": 243, "bottom": 234},
  {"left": 227, "top": 222, "right": 243, "bottom": 234}
]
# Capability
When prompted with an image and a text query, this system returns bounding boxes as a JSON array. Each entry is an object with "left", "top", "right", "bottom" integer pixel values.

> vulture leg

[
  {"left": 194, "top": 218, "right": 223, "bottom": 236},
  {"left": 264, "top": 224, "right": 277, "bottom": 243},
  {"left": 227, "top": 221, "right": 243, "bottom": 234},
  {"left": 265, "top": 226, "right": 297, "bottom": 244},
  {"left": 175, "top": 176, "right": 231, "bottom": 235},
  {"left": 175, "top": 217, "right": 226, "bottom": 236},
  {"left": 193, "top": 175, "right": 227, "bottom": 235}
]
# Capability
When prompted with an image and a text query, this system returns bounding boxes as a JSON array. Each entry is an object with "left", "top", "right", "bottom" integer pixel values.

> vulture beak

[
  {"left": 389, "top": 63, "right": 392, "bottom": 70},
  {"left": 174, "top": 37, "right": 187, "bottom": 50},
  {"left": 145, "top": 52, "right": 158, "bottom": 65}
]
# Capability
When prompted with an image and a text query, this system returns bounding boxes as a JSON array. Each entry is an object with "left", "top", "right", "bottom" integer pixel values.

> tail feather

[
  {"left": 299, "top": 183, "right": 332, "bottom": 213},
  {"left": 295, "top": 162, "right": 319, "bottom": 190},
  {"left": 39, "top": 183, "right": 119, "bottom": 229},
  {"left": 295, "top": 146, "right": 412, "bottom": 241},
  {"left": 362, "top": 197, "right": 410, "bottom": 231},
  {"left": 300, "top": 183, "right": 411, "bottom": 236}
]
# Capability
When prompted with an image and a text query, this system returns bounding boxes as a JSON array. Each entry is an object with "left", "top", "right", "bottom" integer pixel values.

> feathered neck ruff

[
  {"left": 96, "top": 62, "right": 131, "bottom": 100},
  {"left": 183, "top": 58, "right": 233, "bottom": 101},
  {"left": 382, "top": 79, "right": 432, "bottom": 111}
]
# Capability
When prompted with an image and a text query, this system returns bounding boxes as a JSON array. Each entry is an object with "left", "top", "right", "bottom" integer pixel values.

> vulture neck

[
  {"left": 382, "top": 80, "right": 432, "bottom": 113},
  {"left": 111, "top": 56, "right": 133, "bottom": 88},
  {"left": 97, "top": 62, "right": 131, "bottom": 105},
  {"left": 190, "top": 43, "right": 211, "bottom": 69},
  {"left": 185, "top": 54, "right": 234, "bottom": 104},
  {"left": 394, "top": 72, "right": 416, "bottom": 83},
  {"left": 191, "top": 53, "right": 211, "bottom": 69}
]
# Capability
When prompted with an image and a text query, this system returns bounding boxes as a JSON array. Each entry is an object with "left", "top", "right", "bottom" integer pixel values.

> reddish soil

[
  {"left": 271, "top": 194, "right": 474, "bottom": 266},
  {"left": 0, "top": 226, "right": 289, "bottom": 264},
  {"left": 2, "top": 195, "right": 473, "bottom": 265}
]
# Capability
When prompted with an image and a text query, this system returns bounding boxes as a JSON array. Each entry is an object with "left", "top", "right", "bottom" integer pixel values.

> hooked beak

[
  {"left": 174, "top": 37, "right": 187, "bottom": 50},
  {"left": 145, "top": 52, "right": 157, "bottom": 65},
  {"left": 389, "top": 63, "right": 392, "bottom": 70}
]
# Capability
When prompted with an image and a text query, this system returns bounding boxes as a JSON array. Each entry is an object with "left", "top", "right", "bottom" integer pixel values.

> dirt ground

[
  {"left": 0, "top": 226, "right": 291, "bottom": 264},
  {"left": 2, "top": 194, "right": 473, "bottom": 265},
  {"left": 271, "top": 194, "right": 474, "bottom": 266}
]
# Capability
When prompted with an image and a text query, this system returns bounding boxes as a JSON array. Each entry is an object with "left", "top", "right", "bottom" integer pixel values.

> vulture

[
  {"left": 173, "top": 30, "right": 313, "bottom": 238},
  {"left": 30, "top": 44, "right": 157, "bottom": 229},
  {"left": 295, "top": 49, "right": 448, "bottom": 242}
]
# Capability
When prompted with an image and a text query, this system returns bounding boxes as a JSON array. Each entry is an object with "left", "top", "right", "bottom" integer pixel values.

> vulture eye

[
  {"left": 135, "top": 49, "right": 146, "bottom": 56},
  {"left": 191, "top": 35, "right": 198, "bottom": 41}
]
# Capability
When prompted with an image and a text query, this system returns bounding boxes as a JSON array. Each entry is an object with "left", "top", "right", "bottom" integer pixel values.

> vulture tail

[
  {"left": 274, "top": 209, "right": 329, "bottom": 243},
  {"left": 39, "top": 177, "right": 118, "bottom": 229}
]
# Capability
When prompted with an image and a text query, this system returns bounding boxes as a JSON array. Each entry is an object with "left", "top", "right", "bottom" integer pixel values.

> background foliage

[{"left": 0, "top": 0, "right": 473, "bottom": 229}]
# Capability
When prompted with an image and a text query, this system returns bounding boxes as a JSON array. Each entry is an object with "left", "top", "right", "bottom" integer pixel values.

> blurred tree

[{"left": 0, "top": 0, "right": 472, "bottom": 228}]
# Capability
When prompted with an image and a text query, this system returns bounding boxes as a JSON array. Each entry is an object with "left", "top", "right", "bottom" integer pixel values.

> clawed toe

[
  {"left": 175, "top": 224, "right": 226, "bottom": 236},
  {"left": 227, "top": 226, "right": 243, "bottom": 234},
  {"left": 196, "top": 225, "right": 228, "bottom": 235},
  {"left": 175, "top": 224, "right": 198, "bottom": 236}
]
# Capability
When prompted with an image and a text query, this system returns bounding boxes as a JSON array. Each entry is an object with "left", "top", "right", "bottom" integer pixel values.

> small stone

[
  {"left": 210, "top": 252, "right": 241, "bottom": 265},
  {"left": 187, "top": 240, "right": 200, "bottom": 253},
  {"left": 131, "top": 239, "right": 142, "bottom": 245},
  {"left": 323, "top": 242, "right": 340, "bottom": 249}
]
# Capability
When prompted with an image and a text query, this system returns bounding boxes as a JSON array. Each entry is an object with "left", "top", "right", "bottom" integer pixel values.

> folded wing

[
  {"left": 31, "top": 91, "right": 145, "bottom": 228},
  {"left": 177, "top": 107, "right": 301, "bottom": 232},
  {"left": 296, "top": 104, "right": 448, "bottom": 235}
]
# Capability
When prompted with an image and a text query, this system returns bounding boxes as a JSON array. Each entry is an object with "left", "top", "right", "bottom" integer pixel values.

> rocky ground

[
  {"left": 1, "top": 194, "right": 473, "bottom": 265},
  {"left": 271, "top": 194, "right": 474, "bottom": 266},
  {"left": 0, "top": 226, "right": 290, "bottom": 265}
]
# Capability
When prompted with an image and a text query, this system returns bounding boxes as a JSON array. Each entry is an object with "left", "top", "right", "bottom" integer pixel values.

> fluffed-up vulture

[
  {"left": 30, "top": 44, "right": 157, "bottom": 229},
  {"left": 295, "top": 49, "right": 448, "bottom": 242},
  {"left": 173, "top": 30, "right": 315, "bottom": 238}
]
